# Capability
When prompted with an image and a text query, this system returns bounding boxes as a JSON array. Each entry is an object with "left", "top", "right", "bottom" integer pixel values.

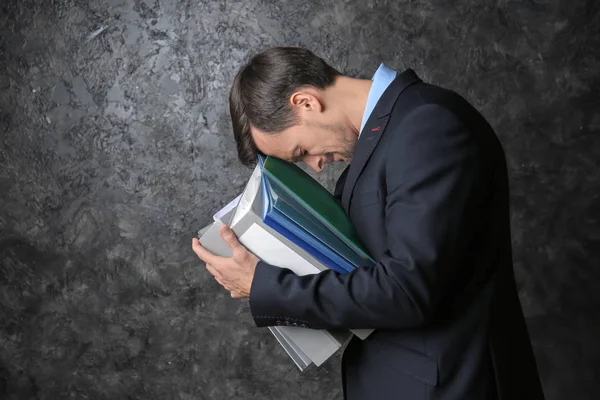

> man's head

[{"left": 229, "top": 47, "right": 366, "bottom": 172}]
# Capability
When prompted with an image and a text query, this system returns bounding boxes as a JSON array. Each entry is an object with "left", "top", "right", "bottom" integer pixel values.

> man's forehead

[{"left": 250, "top": 126, "right": 294, "bottom": 157}]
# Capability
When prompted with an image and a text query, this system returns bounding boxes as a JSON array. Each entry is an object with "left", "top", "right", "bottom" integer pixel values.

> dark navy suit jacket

[{"left": 249, "top": 69, "right": 545, "bottom": 400}]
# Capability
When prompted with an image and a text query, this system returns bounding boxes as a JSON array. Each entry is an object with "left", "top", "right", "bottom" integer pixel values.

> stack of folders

[{"left": 198, "top": 155, "right": 375, "bottom": 370}]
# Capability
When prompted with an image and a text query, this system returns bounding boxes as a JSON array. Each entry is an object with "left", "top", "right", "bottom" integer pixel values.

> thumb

[{"left": 220, "top": 225, "right": 241, "bottom": 249}]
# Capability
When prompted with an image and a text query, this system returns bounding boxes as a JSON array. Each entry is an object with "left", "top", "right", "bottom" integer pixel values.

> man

[{"left": 192, "top": 47, "right": 545, "bottom": 400}]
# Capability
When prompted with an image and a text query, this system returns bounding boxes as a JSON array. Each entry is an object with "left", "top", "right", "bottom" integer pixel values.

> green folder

[{"left": 260, "top": 155, "right": 375, "bottom": 263}]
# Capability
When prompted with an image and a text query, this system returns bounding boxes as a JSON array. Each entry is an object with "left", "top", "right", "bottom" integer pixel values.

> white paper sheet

[
  {"left": 213, "top": 193, "right": 242, "bottom": 224},
  {"left": 239, "top": 223, "right": 321, "bottom": 276}
]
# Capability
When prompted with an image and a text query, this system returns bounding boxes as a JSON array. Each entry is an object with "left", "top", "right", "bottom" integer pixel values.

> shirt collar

[{"left": 359, "top": 63, "right": 397, "bottom": 136}]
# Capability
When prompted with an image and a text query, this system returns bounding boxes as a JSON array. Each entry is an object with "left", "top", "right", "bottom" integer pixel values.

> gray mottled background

[{"left": 1, "top": 0, "right": 599, "bottom": 399}]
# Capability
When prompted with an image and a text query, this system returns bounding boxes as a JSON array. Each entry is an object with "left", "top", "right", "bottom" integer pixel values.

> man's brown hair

[{"left": 229, "top": 47, "right": 340, "bottom": 167}]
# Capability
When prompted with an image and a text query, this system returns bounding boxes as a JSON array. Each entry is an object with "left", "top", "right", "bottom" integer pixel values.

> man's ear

[{"left": 289, "top": 90, "right": 323, "bottom": 113}]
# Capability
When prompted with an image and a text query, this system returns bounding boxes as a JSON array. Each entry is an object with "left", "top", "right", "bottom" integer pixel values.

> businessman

[{"left": 192, "top": 47, "right": 545, "bottom": 399}]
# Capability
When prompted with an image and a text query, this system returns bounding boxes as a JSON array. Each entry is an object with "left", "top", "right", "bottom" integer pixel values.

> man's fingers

[
  {"left": 205, "top": 263, "right": 227, "bottom": 285},
  {"left": 219, "top": 225, "right": 242, "bottom": 251},
  {"left": 205, "top": 263, "right": 218, "bottom": 277},
  {"left": 206, "top": 264, "right": 227, "bottom": 286},
  {"left": 192, "top": 238, "right": 221, "bottom": 265}
]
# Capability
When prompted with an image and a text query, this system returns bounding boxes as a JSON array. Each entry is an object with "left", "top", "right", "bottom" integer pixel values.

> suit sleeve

[{"left": 248, "top": 104, "right": 481, "bottom": 329}]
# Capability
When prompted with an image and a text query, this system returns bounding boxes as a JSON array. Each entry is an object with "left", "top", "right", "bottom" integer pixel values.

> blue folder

[
  {"left": 266, "top": 176, "right": 374, "bottom": 268},
  {"left": 259, "top": 167, "right": 350, "bottom": 273},
  {"left": 258, "top": 158, "right": 374, "bottom": 273}
]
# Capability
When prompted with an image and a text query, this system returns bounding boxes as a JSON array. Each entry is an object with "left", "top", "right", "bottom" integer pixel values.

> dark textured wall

[{"left": 1, "top": 0, "right": 598, "bottom": 399}]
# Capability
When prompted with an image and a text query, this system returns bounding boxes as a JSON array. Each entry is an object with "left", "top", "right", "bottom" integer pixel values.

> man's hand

[{"left": 192, "top": 225, "right": 259, "bottom": 298}]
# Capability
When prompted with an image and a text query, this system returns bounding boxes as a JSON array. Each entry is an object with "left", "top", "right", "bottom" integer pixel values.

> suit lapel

[{"left": 341, "top": 69, "right": 421, "bottom": 212}]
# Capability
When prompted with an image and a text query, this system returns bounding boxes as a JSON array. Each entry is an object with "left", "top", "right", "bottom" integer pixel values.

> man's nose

[{"left": 304, "top": 155, "right": 326, "bottom": 173}]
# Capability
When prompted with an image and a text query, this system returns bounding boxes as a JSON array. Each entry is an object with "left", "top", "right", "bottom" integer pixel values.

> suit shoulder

[
  {"left": 389, "top": 83, "right": 464, "bottom": 125},
  {"left": 390, "top": 81, "right": 489, "bottom": 130},
  {"left": 411, "top": 81, "right": 468, "bottom": 104}
]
